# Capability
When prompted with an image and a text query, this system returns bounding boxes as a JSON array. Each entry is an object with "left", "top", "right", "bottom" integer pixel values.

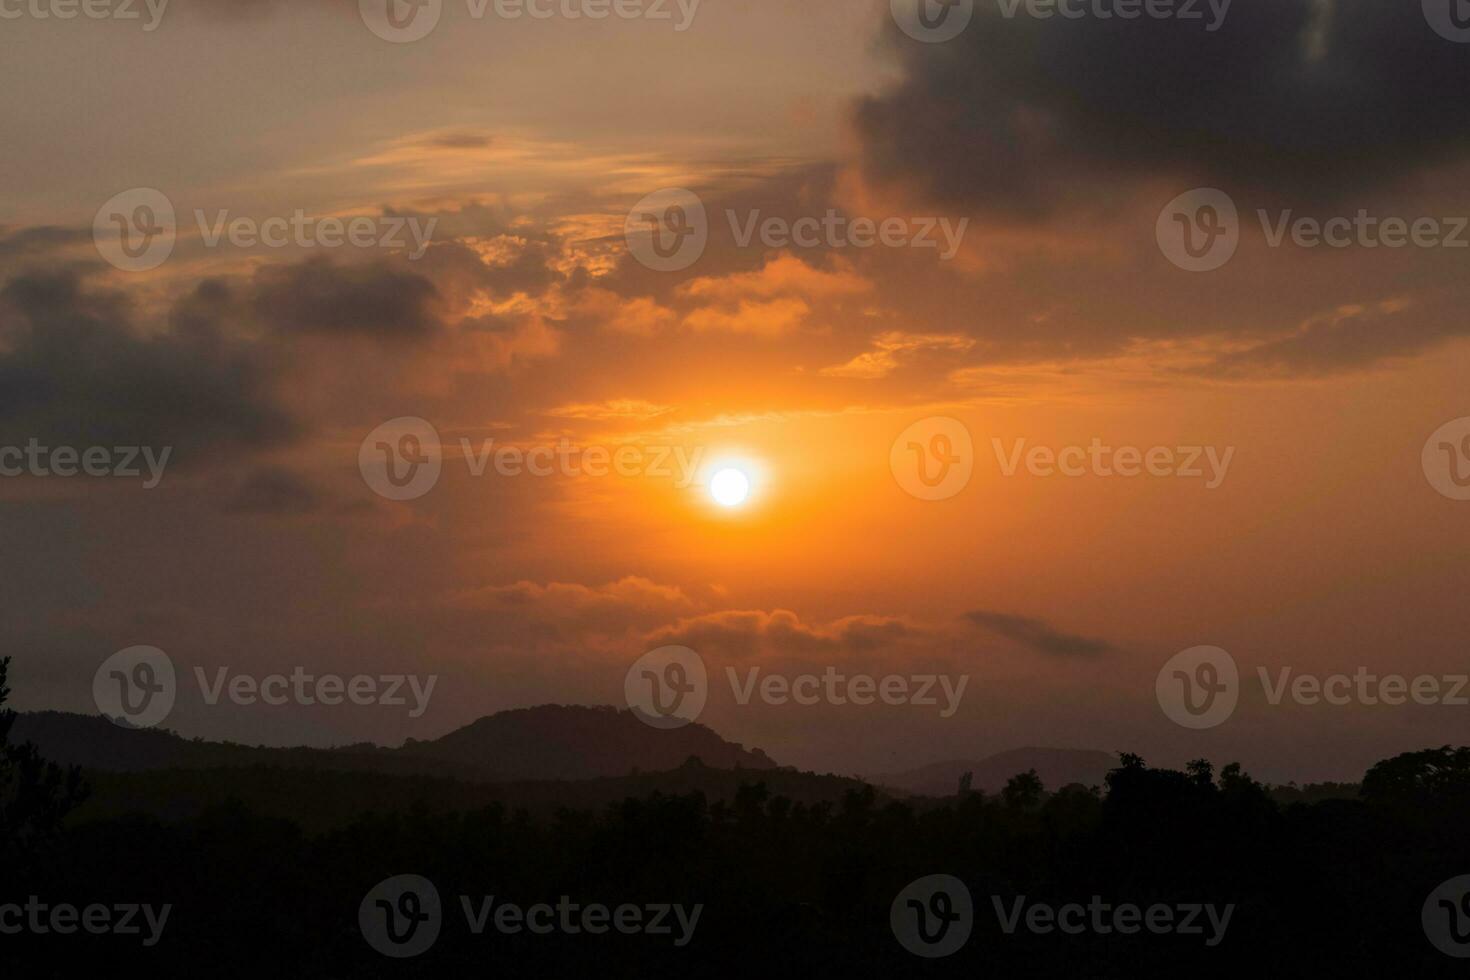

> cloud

[
  {"left": 0, "top": 225, "right": 91, "bottom": 260},
  {"left": 682, "top": 297, "right": 813, "bottom": 336},
  {"left": 679, "top": 254, "right": 872, "bottom": 303},
  {"left": 855, "top": 2, "right": 1470, "bottom": 217},
  {"left": 447, "top": 577, "right": 695, "bottom": 644},
  {"left": 821, "top": 331, "right": 975, "bottom": 379},
  {"left": 222, "top": 465, "right": 325, "bottom": 516},
  {"left": 672, "top": 255, "right": 873, "bottom": 336},
  {"left": 1196, "top": 293, "right": 1470, "bottom": 377},
  {"left": 645, "top": 609, "right": 922, "bottom": 661},
  {"left": 252, "top": 257, "right": 443, "bottom": 339},
  {"left": 0, "top": 271, "right": 296, "bottom": 455},
  {"left": 546, "top": 399, "right": 674, "bottom": 422},
  {"left": 964, "top": 610, "right": 1116, "bottom": 658}
]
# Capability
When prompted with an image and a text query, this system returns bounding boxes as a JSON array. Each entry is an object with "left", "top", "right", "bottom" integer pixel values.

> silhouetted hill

[
  {"left": 10, "top": 705, "right": 777, "bottom": 782},
  {"left": 400, "top": 705, "right": 777, "bottom": 779},
  {"left": 874, "top": 746, "right": 1118, "bottom": 796}
]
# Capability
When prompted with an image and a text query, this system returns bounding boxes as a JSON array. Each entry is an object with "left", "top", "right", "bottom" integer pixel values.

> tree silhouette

[{"left": 0, "top": 656, "right": 87, "bottom": 864}]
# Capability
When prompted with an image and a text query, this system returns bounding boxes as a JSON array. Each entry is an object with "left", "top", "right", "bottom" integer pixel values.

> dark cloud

[
  {"left": 0, "top": 225, "right": 91, "bottom": 259},
  {"left": 430, "top": 132, "right": 494, "bottom": 150},
  {"left": 965, "top": 610, "right": 1116, "bottom": 658},
  {"left": 223, "top": 466, "right": 324, "bottom": 516},
  {"left": 252, "top": 257, "right": 442, "bottom": 339},
  {"left": 1196, "top": 290, "right": 1470, "bottom": 377},
  {"left": 0, "top": 271, "right": 296, "bottom": 453},
  {"left": 856, "top": 2, "right": 1470, "bottom": 217}
]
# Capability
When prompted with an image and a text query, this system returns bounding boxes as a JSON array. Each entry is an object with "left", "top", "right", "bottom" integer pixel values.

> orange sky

[{"left": 3, "top": 0, "right": 1469, "bottom": 782}]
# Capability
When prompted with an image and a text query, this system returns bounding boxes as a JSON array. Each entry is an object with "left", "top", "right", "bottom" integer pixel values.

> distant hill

[
  {"left": 10, "top": 705, "right": 777, "bottom": 783},
  {"left": 874, "top": 747, "right": 1119, "bottom": 797}
]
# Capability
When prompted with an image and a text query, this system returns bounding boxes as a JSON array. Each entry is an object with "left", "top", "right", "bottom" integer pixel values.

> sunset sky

[{"left": 3, "top": 0, "right": 1469, "bottom": 784}]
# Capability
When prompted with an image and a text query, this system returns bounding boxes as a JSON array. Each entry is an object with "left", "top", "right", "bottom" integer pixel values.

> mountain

[
  {"left": 399, "top": 705, "right": 778, "bottom": 779},
  {"left": 9, "top": 704, "right": 777, "bottom": 782},
  {"left": 874, "top": 747, "right": 1119, "bottom": 797}
]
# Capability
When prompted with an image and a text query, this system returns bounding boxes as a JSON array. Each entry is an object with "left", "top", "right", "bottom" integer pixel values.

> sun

[{"left": 709, "top": 467, "right": 752, "bottom": 508}]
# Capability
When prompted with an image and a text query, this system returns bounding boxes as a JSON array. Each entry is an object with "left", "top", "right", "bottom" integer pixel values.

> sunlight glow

[{"left": 710, "top": 468, "right": 752, "bottom": 508}]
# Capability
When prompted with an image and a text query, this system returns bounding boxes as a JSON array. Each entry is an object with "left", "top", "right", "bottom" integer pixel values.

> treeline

[{"left": 4, "top": 660, "right": 1468, "bottom": 976}]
